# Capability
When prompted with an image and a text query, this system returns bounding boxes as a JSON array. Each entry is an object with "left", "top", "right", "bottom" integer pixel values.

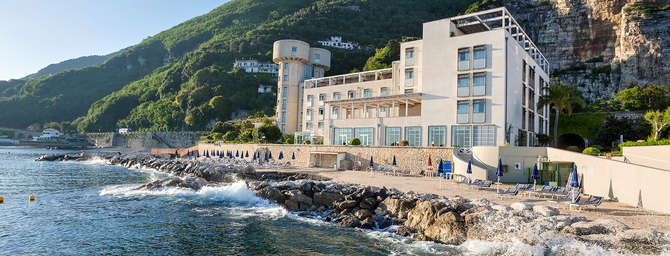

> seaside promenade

[{"left": 257, "top": 167, "right": 670, "bottom": 232}]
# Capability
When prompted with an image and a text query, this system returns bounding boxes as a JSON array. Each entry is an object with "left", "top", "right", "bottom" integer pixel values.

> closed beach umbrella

[
  {"left": 264, "top": 152, "right": 268, "bottom": 161},
  {"left": 292, "top": 152, "right": 295, "bottom": 160},
  {"left": 196, "top": 151, "right": 200, "bottom": 157},
  {"left": 253, "top": 152, "right": 257, "bottom": 160},
  {"left": 496, "top": 158, "right": 503, "bottom": 192},
  {"left": 392, "top": 155, "right": 397, "bottom": 166},
  {"left": 531, "top": 163, "right": 540, "bottom": 187},
  {"left": 437, "top": 159, "right": 443, "bottom": 177},
  {"left": 245, "top": 151, "right": 249, "bottom": 158},
  {"left": 570, "top": 165, "right": 579, "bottom": 188},
  {"left": 467, "top": 160, "right": 472, "bottom": 174},
  {"left": 427, "top": 155, "right": 432, "bottom": 166},
  {"left": 205, "top": 150, "right": 209, "bottom": 158},
  {"left": 269, "top": 151, "right": 273, "bottom": 159},
  {"left": 175, "top": 149, "right": 179, "bottom": 157},
  {"left": 236, "top": 151, "right": 239, "bottom": 157},
  {"left": 369, "top": 156, "right": 374, "bottom": 167},
  {"left": 279, "top": 151, "right": 284, "bottom": 160}
]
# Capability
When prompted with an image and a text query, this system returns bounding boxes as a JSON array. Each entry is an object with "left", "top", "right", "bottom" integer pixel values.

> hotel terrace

[{"left": 274, "top": 7, "right": 551, "bottom": 147}]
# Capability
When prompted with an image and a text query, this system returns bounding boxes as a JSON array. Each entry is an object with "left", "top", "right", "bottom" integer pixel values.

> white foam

[{"left": 76, "top": 156, "right": 109, "bottom": 165}]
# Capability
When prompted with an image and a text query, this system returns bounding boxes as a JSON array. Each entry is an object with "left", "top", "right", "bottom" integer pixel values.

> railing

[{"left": 304, "top": 68, "right": 393, "bottom": 89}]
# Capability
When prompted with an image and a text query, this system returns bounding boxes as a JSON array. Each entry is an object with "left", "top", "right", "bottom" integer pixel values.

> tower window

[{"left": 291, "top": 47, "right": 297, "bottom": 56}]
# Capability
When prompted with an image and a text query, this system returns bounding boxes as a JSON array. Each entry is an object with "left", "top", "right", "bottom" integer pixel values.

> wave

[{"left": 76, "top": 156, "right": 110, "bottom": 165}]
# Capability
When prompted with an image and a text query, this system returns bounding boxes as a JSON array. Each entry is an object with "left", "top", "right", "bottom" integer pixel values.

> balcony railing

[{"left": 304, "top": 68, "right": 393, "bottom": 89}]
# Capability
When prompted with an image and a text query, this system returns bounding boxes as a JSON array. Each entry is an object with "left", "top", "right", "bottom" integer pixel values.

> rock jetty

[
  {"left": 85, "top": 153, "right": 670, "bottom": 254},
  {"left": 35, "top": 152, "right": 89, "bottom": 161}
]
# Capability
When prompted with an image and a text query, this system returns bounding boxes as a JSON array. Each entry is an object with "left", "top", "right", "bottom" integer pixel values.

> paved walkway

[{"left": 258, "top": 167, "right": 670, "bottom": 231}]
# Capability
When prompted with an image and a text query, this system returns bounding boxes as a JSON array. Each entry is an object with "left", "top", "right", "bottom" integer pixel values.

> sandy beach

[{"left": 258, "top": 167, "right": 670, "bottom": 232}]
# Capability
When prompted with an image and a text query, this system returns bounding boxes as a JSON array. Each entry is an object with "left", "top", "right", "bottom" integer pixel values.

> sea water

[{"left": 0, "top": 147, "right": 657, "bottom": 255}]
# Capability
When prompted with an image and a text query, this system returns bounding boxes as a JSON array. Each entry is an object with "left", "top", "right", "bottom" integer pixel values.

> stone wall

[
  {"left": 198, "top": 143, "right": 453, "bottom": 170},
  {"left": 87, "top": 132, "right": 207, "bottom": 149},
  {"left": 622, "top": 145, "right": 670, "bottom": 170}
]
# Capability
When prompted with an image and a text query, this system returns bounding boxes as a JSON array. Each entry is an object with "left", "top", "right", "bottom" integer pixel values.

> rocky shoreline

[{"left": 42, "top": 153, "right": 669, "bottom": 254}]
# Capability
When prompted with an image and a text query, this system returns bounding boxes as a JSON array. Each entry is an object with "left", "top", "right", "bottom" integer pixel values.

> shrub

[
  {"left": 222, "top": 131, "right": 238, "bottom": 141},
  {"left": 400, "top": 140, "right": 409, "bottom": 146},
  {"left": 566, "top": 146, "right": 580, "bottom": 152},
  {"left": 349, "top": 138, "right": 361, "bottom": 145},
  {"left": 254, "top": 124, "right": 282, "bottom": 143},
  {"left": 582, "top": 147, "right": 601, "bottom": 156},
  {"left": 237, "top": 129, "right": 254, "bottom": 142},
  {"left": 619, "top": 139, "right": 670, "bottom": 149},
  {"left": 282, "top": 133, "right": 294, "bottom": 144}
]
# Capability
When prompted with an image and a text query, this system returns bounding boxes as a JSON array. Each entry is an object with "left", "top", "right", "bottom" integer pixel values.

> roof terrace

[
  {"left": 450, "top": 7, "right": 550, "bottom": 74},
  {"left": 304, "top": 68, "right": 393, "bottom": 89}
]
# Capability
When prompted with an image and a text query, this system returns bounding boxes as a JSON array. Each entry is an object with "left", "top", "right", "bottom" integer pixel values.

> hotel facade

[{"left": 274, "top": 8, "right": 550, "bottom": 147}]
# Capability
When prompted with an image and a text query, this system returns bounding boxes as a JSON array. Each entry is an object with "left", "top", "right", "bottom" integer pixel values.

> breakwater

[{"left": 46, "top": 153, "right": 670, "bottom": 255}]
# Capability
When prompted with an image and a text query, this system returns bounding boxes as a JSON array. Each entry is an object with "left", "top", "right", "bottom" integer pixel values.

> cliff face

[{"left": 485, "top": 0, "right": 669, "bottom": 101}]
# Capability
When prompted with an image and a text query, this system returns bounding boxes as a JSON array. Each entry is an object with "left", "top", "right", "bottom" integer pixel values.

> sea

[{"left": 0, "top": 147, "right": 656, "bottom": 255}]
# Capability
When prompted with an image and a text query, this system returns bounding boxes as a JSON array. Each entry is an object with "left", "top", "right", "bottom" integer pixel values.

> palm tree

[{"left": 537, "top": 80, "right": 586, "bottom": 147}]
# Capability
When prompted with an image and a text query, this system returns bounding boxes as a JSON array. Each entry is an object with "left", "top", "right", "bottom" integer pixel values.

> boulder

[
  {"left": 592, "top": 218, "right": 630, "bottom": 233},
  {"left": 491, "top": 204, "right": 511, "bottom": 212},
  {"left": 510, "top": 202, "right": 533, "bottom": 211},
  {"left": 562, "top": 221, "right": 609, "bottom": 236},
  {"left": 336, "top": 200, "right": 358, "bottom": 210},
  {"left": 359, "top": 197, "right": 378, "bottom": 209},
  {"left": 423, "top": 210, "right": 467, "bottom": 245},
  {"left": 354, "top": 209, "right": 373, "bottom": 220},
  {"left": 405, "top": 200, "right": 440, "bottom": 232},
  {"left": 532, "top": 205, "right": 559, "bottom": 217},
  {"left": 613, "top": 229, "right": 666, "bottom": 254},
  {"left": 361, "top": 217, "right": 376, "bottom": 229},
  {"left": 313, "top": 191, "right": 343, "bottom": 207},
  {"left": 285, "top": 190, "right": 313, "bottom": 211},
  {"left": 257, "top": 187, "right": 285, "bottom": 204},
  {"left": 396, "top": 226, "right": 416, "bottom": 237},
  {"left": 339, "top": 216, "right": 361, "bottom": 228},
  {"left": 378, "top": 197, "right": 416, "bottom": 219}
]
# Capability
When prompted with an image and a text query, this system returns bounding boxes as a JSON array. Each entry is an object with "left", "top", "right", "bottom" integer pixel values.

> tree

[
  {"left": 644, "top": 107, "right": 670, "bottom": 141},
  {"left": 611, "top": 86, "right": 643, "bottom": 111},
  {"left": 209, "top": 96, "right": 228, "bottom": 120},
  {"left": 537, "top": 80, "right": 586, "bottom": 146},
  {"left": 641, "top": 85, "right": 670, "bottom": 111},
  {"left": 362, "top": 40, "right": 400, "bottom": 71},
  {"left": 254, "top": 124, "right": 281, "bottom": 143},
  {"left": 594, "top": 115, "right": 650, "bottom": 150}
]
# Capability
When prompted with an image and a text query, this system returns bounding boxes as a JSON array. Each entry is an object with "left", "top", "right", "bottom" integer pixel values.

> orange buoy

[
  {"left": 0, "top": 196, "right": 3, "bottom": 203},
  {"left": 29, "top": 195, "right": 35, "bottom": 201}
]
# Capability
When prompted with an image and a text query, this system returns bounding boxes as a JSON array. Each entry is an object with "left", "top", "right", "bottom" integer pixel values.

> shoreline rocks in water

[
  {"left": 35, "top": 152, "right": 89, "bottom": 161},
  {"left": 96, "top": 153, "right": 669, "bottom": 254}
]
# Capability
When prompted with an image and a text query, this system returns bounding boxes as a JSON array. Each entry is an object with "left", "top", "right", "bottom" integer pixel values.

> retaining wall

[
  {"left": 197, "top": 143, "right": 453, "bottom": 170},
  {"left": 622, "top": 145, "right": 670, "bottom": 171}
]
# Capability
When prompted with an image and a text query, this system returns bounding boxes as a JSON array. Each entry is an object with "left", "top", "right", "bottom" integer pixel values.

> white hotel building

[{"left": 274, "top": 8, "right": 550, "bottom": 147}]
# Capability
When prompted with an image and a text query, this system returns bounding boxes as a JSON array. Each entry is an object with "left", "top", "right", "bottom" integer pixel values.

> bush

[
  {"left": 237, "top": 129, "right": 254, "bottom": 142},
  {"left": 222, "top": 131, "right": 238, "bottom": 142},
  {"left": 400, "top": 140, "right": 409, "bottom": 146},
  {"left": 619, "top": 139, "right": 670, "bottom": 149},
  {"left": 566, "top": 146, "right": 580, "bottom": 152},
  {"left": 282, "top": 134, "right": 294, "bottom": 144},
  {"left": 254, "top": 124, "right": 282, "bottom": 143},
  {"left": 349, "top": 138, "right": 361, "bottom": 145},
  {"left": 582, "top": 147, "right": 601, "bottom": 156}
]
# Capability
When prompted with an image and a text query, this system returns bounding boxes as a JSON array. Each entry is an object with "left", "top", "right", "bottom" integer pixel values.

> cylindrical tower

[
  {"left": 273, "top": 40, "right": 310, "bottom": 134},
  {"left": 309, "top": 48, "right": 331, "bottom": 78}
]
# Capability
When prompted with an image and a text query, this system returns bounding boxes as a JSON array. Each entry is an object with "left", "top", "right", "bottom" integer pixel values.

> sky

[{"left": 0, "top": 0, "right": 229, "bottom": 80}]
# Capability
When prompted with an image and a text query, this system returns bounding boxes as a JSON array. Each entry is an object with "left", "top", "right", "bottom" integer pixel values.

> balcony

[{"left": 304, "top": 68, "right": 393, "bottom": 89}]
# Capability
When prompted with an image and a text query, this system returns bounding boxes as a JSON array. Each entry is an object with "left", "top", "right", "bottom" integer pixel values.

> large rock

[
  {"left": 360, "top": 217, "right": 376, "bottom": 229},
  {"left": 257, "top": 187, "right": 285, "bottom": 204},
  {"left": 285, "top": 190, "right": 313, "bottom": 211},
  {"left": 423, "top": 210, "right": 466, "bottom": 245},
  {"left": 336, "top": 200, "right": 358, "bottom": 210},
  {"left": 313, "top": 191, "right": 342, "bottom": 207},
  {"left": 354, "top": 209, "right": 373, "bottom": 220},
  {"left": 532, "top": 205, "right": 559, "bottom": 217},
  {"left": 378, "top": 197, "right": 416, "bottom": 219},
  {"left": 592, "top": 218, "right": 630, "bottom": 233},
  {"left": 562, "top": 221, "right": 609, "bottom": 236},
  {"left": 613, "top": 229, "right": 666, "bottom": 254},
  {"left": 136, "top": 176, "right": 207, "bottom": 191},
  {"left": 510, "top": 202, "right": 533, "bottom": 211},
  {"left": 359, "top": 197, "right": 378, "bottom": 209},
  {"left": 339, "top": 216, "right": 361, "bottom": 228},
  {"left": 405, "top": 200, "right": 441, "bottom": 232}
]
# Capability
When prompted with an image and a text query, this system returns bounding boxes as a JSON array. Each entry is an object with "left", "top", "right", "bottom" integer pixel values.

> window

[
  {"left": 291, "top": 47, "right": 297, "bottom": 56},
  {"left": 457, "top": 101, "right": 469, "bottom": 123},
  {"left": 318, "top": 94, "right": 326, "bottom": 105},
  {"left": 364, "top": 89, "right": 371, "bottom": 97},
  {"left": 379, "top": 107, "right": 387, "bottom": 117},
  {"left": 318, "top": 122, "right": 323, "bottom": 129},
  {"left": 283, "top": 63, "right": 289, "bottom": 73},
  {"left": 306, "top": 122, "right": 313, "bottom": 130},
  {"left": 472, "top": 72, "right": 486, "bottom": 96},
  {"left": 333, "top": 92, "right": 341, "bottom": 100},
  {"left": 473, "top": 46, "right": 486, "bottom": 69},
  {"left": 405, "top": 48, "right": 414, "bottom": 66},
  {"left": 281, "top": 112, "right": 286, "bottom": 122},
  {"left": 473, "top": 125, "right": 496, "bottom": 146},
  {"left": 318, "top": 108, "right": 324, "bottom": 120},
  {"left": 529, "top": 89, "right": 535, "bottom": 110},
  {"left": 304, "top": 65, "right": 314, "bottom": 80},
  {"left": 522, "top": 87, "right": 527, "bottom": 106},
  {"left": 314, "top": 54, "right": 320, "bottom": 63},
  {"left": 522, "top": 60, "right": 527, "bottom": 83},
  {"left": 347, "top": 90, "right": 355, "bottom": 99},
  {"left": 307, "top": 95, "right": 313, "bottom": 107},
  {"left": 539, "top": 118, "right": 545, "bottom": 134},
  {"left": 472, "top": 99, "right": 485, "bottom": 123},
  {"left": 458, "top": 48, "right": 470, "bottom": 71},
  {"left": 281, "top": 125, "right": 285, "bottom": 133},
  {"left": 452, "top": 126, "right": 472, "bottom": 147},
  {"left": 385, "top": 127, "right": 401, "bottom": 146},
  {"left": 380, "top": 87, "right": 388, "bottom": 96},
  {"left": 332, "top": 107, "right": 339, "bottom": 119},
  {"left": 457, "top": 74, "right": 470, "bottom": 97},
  {"left": 405, "top": 127, "right": 422, "bottom": 147},
  {"left": 333, "top": 128, "right": 353, "bottom": 145},
  {"left": 405, "top": 89, "right": 414, "bottom": 94},
  {"left": 305, "top": 109, "right": 313, "bottom": 121},
  {"left": 428, "top": 126, "right": 446, "bottom": 147},
  {"left": 282, "top": 99, "right": 287, "bottom": 110},
  {"left": 522, "top": 109, "right": 527, "bottom": 129},
  {"left": 355, "top": 128, "right": 374, "bottom": 146},
  {"left": 529, "top": 113, "right": 535, "bottom": 131},
  {"left": 282, "top": 87, "right": 288, "bottom": 97},
  {"left": 283, "top": 75, "right": 288, "bottom": 81},
  {"left": 529, "top": 67, "right": 536, "bottom": 88},
  {"left": 405, "top": 69, "right": 414, "bottom": 86}
]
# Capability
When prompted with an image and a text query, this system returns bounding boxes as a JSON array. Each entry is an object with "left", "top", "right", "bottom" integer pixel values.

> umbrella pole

[{"left": 497, "top": 176, "right": 500, "bottom": 193}]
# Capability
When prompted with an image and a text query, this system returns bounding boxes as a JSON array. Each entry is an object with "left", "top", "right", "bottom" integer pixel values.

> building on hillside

[
  {"left": 32, "top": 128, "right": 62, "bottom": 141},
  {"left": 258, "top": 84, "right": 274, "bottom": 94},
  {"left": 317, "top": 36, "right": 359, "bottom": 50},
  {"left": 233, "top": 59, "right": 279, "bottom": 75},
  {"left": 274, "top": 7, "right": 551, "bottom": 147}
]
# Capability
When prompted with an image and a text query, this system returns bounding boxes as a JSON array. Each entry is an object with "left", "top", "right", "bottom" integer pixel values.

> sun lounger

[
  {"left": 469, "top": 179, "right": 492, "bottom": 189},
  {"left": 569, "top": 195, "right": 603, "bottom": 210},
  {"left": 533, "top": 185, "right": 557, "bottom": 197},
  {"left": 456, "top": 176, "right": 471, "bottom": 185},
  {"left": 496, "top": 187, "right": 519, "bottom": 197}
]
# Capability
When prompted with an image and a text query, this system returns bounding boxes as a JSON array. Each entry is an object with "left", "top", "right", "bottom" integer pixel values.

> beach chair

[
  {"left": 456, "top": 176, "right": 471, "bottom": 185},
  {"left": 548, "top": 187, "right": 570, "bottom": 199},
  {"left": 496, "top": 186, "right": 519, "bottom": 197},
  {"left": 534, "top": 185, "right": 557, "bottom": 198},
  {"left": 471, "top": 180, "right": 492, "bottom": 189},
  {"left": 569, "top": 195, "right": 603, "bottom": 211}
]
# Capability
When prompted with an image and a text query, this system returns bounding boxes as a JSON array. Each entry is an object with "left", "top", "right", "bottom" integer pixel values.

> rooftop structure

[
  {"left": 233, "top": 59, "right": 279, "bottom": 74},
  {"left": 317, "top": 36, "right": 359, "bottom": 50},
  {"left": 275, "top": 7, "right": 550, "bottom": 147}
]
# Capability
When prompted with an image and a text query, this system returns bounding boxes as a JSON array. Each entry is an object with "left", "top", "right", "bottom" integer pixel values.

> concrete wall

[
  {"left": 622, "top": 145, "right": 670, "bottom": 171},
  {"left": 547, "top": 147, "right": 670, "bottom": 214},
  {"left": 455, "top": 146, "right": 547, "bottom": 183},
  {"left": 87, "top": 132, "right": 207, "bottom": 149},
  {"left": 198, "top": 143, "right": 453, "bottom": 171}
]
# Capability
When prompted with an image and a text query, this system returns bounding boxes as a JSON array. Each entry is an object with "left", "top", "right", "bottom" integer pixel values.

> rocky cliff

[{"left": 476, "top": 0, "right": 669, "bottom": 101}]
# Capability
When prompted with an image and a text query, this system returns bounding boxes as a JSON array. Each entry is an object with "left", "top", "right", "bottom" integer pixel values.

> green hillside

[
  {"left": 0, "top": 0, "right": 476, "bottom": 132},
  {"left": 22, "top": 50, "right": 122, "bottom": 80}
]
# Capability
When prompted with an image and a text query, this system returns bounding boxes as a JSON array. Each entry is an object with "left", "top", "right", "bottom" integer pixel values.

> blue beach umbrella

[
  {"left": 175, "top": 150, "right": 179, "bottom": 157},
  {"left": 205, "top": 150, "right": 209, "bottom": 158},
  {"left": 570, "top": 165, "right": 579, "bottom": 188},
  {"left": 437, "top": 159, "right": 444, "bottom": 177},
  {"left": 245, "top": 151, "right": 249, "bottom": 158},
  {"left": 291, "top": 152, "right": 295, "bottom": 160},
  {"left": 253, "top": 152, "right": 257, "bottom": 160},
  {"left": 269, "top": 151, "right": 273, "bottom": 159},
  {"left": 236, "top": 151, "right": 239, "bottom": 157},
  {"left": 496, "top": 158, "right": 504, "bottom": 177},
  {"left": 219, "top": 152, "right": 224, "bottom": 158},
  {"left": 279, "top": 151, "right": 284, "bottom": 160},
  {"left": 531, "top": 163, "right": 540, "bottom": 187},
  {"left": 467, "top": 160, "right": 472, "bottom": 174},
  {"left": 369, "top": 156, "right": 374, "bottom": 167},
  {"left": 196, "top": 151, "right": 200, "bottom": 157},
  {"left": 392, "top": 155, "right": 397, "bottom": 166},
  {"left": 264, "top": 152, "right": 268, "bottom": 161}
]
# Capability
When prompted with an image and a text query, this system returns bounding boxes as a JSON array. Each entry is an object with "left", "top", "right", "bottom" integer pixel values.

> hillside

[
  {"left": 0, "top": 0, "right": 476, "bottom": 132},
  {"left": 22, "top": 50, "right": 122, "bottom": 80}
]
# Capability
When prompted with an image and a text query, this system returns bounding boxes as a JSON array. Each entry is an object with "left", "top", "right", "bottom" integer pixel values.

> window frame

[
  {"left": 472, "top": 72, "right": 486, "bottom": 96},
  {"left": 457, "top": 74, "right": 470, "bottom": 97},
  {"left": 457, "top": 100, "right": 470, "bottom": 123},
  {"left": 473, "top": 45, "right": 486, "bottom": 69},
  {"left": 404, "top": 126, "right": 422, "bottom": 147},
  {"left": 472, "top": 99, "right": 486, "bottom": 123},
  {"left": 428, "top": 126, "right": 447, "bottom": 147},
  {"left": 458, "top": 48, "right": 470, "bottom": 71}
]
